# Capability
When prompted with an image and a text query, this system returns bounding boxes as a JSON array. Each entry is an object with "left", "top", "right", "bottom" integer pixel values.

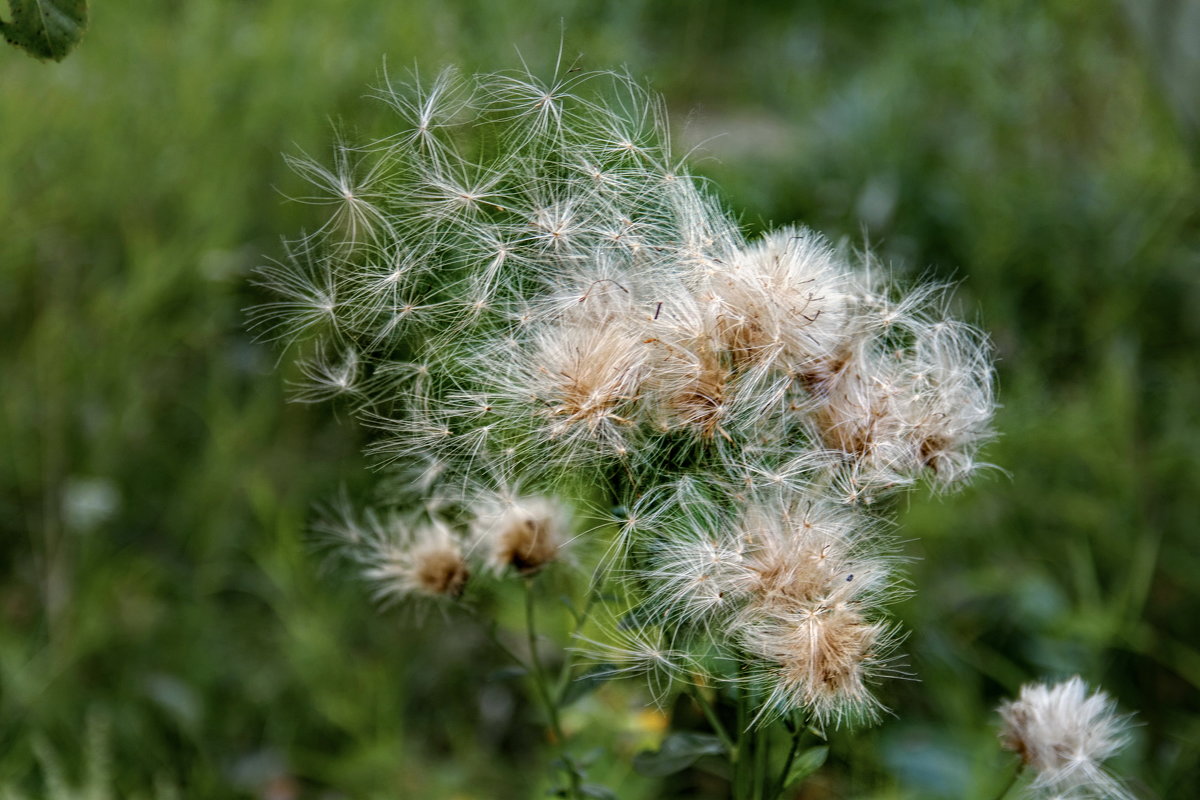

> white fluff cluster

[
  {"left": 633, "top": 484, "right": 908, "bottom": 726},
  {"left": 258, "top": 63, "right": 995, "bottom": 727},
  {"left": 998, "top": 676, "right": 1134, "bottom": 799},
  {"left": 315, "top": 505, "right": 471, "bottom": 603}
]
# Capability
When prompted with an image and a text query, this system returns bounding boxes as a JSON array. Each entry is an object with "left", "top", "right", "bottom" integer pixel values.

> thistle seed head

[
  {"left": 702, "top": 228, "right": 856, "bottom": 374},
  {"left": 407, "top": 536, "right": 471, "bottom": 598},
  {"left": 363, "top": 521, "right": 470, "bottom": 602},
  {"left": 998, "top": 677, "right": 1135, "bottom": 800},
  {"left": 262, "top": 65, "right": 998, "bottom": 730},
  {"left": 474, "top": 494, "right": 571, "bottom": 575},
  {"left": 742, "top": 604, "right": 893, "bottom": 728},
  {"left": 320, "top": 504, "right": 470, "bottom": 604}
]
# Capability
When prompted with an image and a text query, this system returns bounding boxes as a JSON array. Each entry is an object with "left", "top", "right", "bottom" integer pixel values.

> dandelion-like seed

[
  {"left": 640, "top": 529, "right": 748, "bottom": 628},
  {"left": 290, "top": 342, "right": 359, "bottom": 403},
  {"left": 997, "top": 676, "right": 1135, "bottom": 800},
  {"left": 259, "top": 63, "right": 999, "bottom": 772},
  {"left": 702, "top": 228, "right": 855, "bottom": 374},
  {"left": 403, "top": 530, "right": 472, "bottom": 599},
  {"left": 571, "top": 614, "right": 700, "bottom": 705},
  {"left": 474, "top": 494, "right": 571, "bottom": 575},
  {"left": 321, "top": 505, "right": 471, "bottom": 603},
  {"left": 744, "top": 604, "right": 893, "bottom": 728},
  {"left": 726, "top": 495, "right": 903, "bottom": 726},
  {"left": 283, "top": 142, "right": 394, "bottom": 248}
]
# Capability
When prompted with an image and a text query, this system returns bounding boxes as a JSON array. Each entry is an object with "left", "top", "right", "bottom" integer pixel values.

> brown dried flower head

[
  {"left": 408, "top": 537, "right": 471, "bottom": 598},
  {"left": 323, "top": 510, "right": 472, "bottom": 604},
  {"left": 475, "top": 495, "right": 570, "bottom": 576}
]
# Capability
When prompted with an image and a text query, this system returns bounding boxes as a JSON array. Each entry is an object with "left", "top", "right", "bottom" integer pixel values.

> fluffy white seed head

[
  {"left": 740, "top": 604, "right": 899, "bottom": 729},
  {"left": 320, "top": 506, "right": 470, "bottom": 603},
  {"left": 803, "top": 342, "right": 917, "bottom": 494},
  {"left": 698, "top": 228, "right": 858, "bottom": 376},
  {"left": 472, "top": 492, "right": 572, "bottom": 575},
  {"left": 997, "top": 676, "right": 1135, "bottom": 800},
  {"left": 531, "top": 318, "right": 645, "bottom": 446},
  {"left": 899, "top": 319, "right": 996, "bottom": 487},
  {"left": 631, "top": 488, "right": 903, "bottom": 727},
  {"left": 729, "top": 495, "right": 904, "bottom": 727},
  {"left": 261, "top": 66, "right": 998, "bottom": 729},
  {"left": 797, "top": 297, "right": 995, "bottom": 496}
]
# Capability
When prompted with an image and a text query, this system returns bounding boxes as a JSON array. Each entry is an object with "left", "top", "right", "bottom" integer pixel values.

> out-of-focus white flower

[
  {"left": 997, "top": 676, "right": 1134, "bottom": 800},
  {"left": 318, "top": 504, "right": 470, "bottom": 603},
  {"left": 472, "top": 493, "right": 572, "bottom": 575}
]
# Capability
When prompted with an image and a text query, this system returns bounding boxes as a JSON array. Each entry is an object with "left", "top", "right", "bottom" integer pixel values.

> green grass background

[{"left": 1, "top": 0, "right": 1197, "bottom": 797}]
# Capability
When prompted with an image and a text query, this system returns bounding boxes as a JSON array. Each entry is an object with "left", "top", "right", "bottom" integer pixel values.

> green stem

[
  {"left": 735, "top": 667, "right": 750, "bottom": 799},
  {"left": 523, "top": 579, "right": 582, "bottom": 800},
  {"left": 753, "top": 722, "right": 768, "bottom": 800},
  {"left": 692, "top": 686, "right": 737, "bottom": 759},
  {"left": 991, "top": 763, "right": 1023, "bottom": 800},
  {"left": 481, "top": 619, "right": 527, "bottom": 669},
  {"left": 770, "top": 717, "right": 804, "bottom": 800},
  {"left": 552, "top": 586, "right": 598, "bottom": 705}
]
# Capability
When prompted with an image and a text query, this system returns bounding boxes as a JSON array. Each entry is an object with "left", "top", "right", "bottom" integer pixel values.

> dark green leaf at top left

[{"left": 1, "top": 0, "right": 88, "bottom": 61}]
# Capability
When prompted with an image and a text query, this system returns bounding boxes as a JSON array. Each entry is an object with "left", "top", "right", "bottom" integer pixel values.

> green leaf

[
  {"left": 486, "top": 665, "right": 528, "bottom": 682},
  {"left": 560, "top": 664, "right": 614, "bottom": 707},
  {"left": 579, "top": 785, "right": 617, "bottom": 800},
  {"left": 784, "top": 745, "right": 829, "bottom": 788},
  {"left": 1, "top": 0, "right": 87, "bottom": 62},
  {"left": 633, "top": 732, "right": 726, "bottom": 777}
]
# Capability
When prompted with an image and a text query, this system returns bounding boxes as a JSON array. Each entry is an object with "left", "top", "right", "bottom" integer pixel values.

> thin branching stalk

[
  {"left": 770, "top": 715, "right": 806, "bottom": 799},
  {"left": 692, "top": 687, "right": 737, "bottom": 760},
  {"left": 523, "top": 578, "right": 583, "bottom": 800},
  {"left": 991, "top": 763, "right": 1022, "bottom": 800}
]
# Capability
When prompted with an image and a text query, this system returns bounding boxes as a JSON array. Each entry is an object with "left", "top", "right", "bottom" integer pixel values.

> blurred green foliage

[{"left": 1, "top": 0, "right": 1196, "bottom": 797}]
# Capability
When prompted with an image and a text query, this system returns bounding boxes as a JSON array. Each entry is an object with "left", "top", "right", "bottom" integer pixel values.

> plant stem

[
  {"left": 692, "top": 686, "right": 737, "bottom": 759},
  {"left": 991, "top": 763, "right": 1023, "bottom": 800},
  {"left": 770, "top": 717, "right": 804, "bottom": 800},
  {"left": 753, "top": 723, "right": 768, "bottom": 800},
  {"left": 553, "top": 586, "right": 598, "bottom": 705},
  {"left": 735, "top": 665, "right": 750, "bottom": 799},
  {"left": 480, "top": 619, "right": 527, "bottom": 669},
  {"left": 523, "top": 579, "right": 582, "bottom": 800}
]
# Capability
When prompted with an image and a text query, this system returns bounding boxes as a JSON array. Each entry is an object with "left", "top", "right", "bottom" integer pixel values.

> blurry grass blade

[{"left": 1, "top": 0, "right": 88, "bottom": 61}]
